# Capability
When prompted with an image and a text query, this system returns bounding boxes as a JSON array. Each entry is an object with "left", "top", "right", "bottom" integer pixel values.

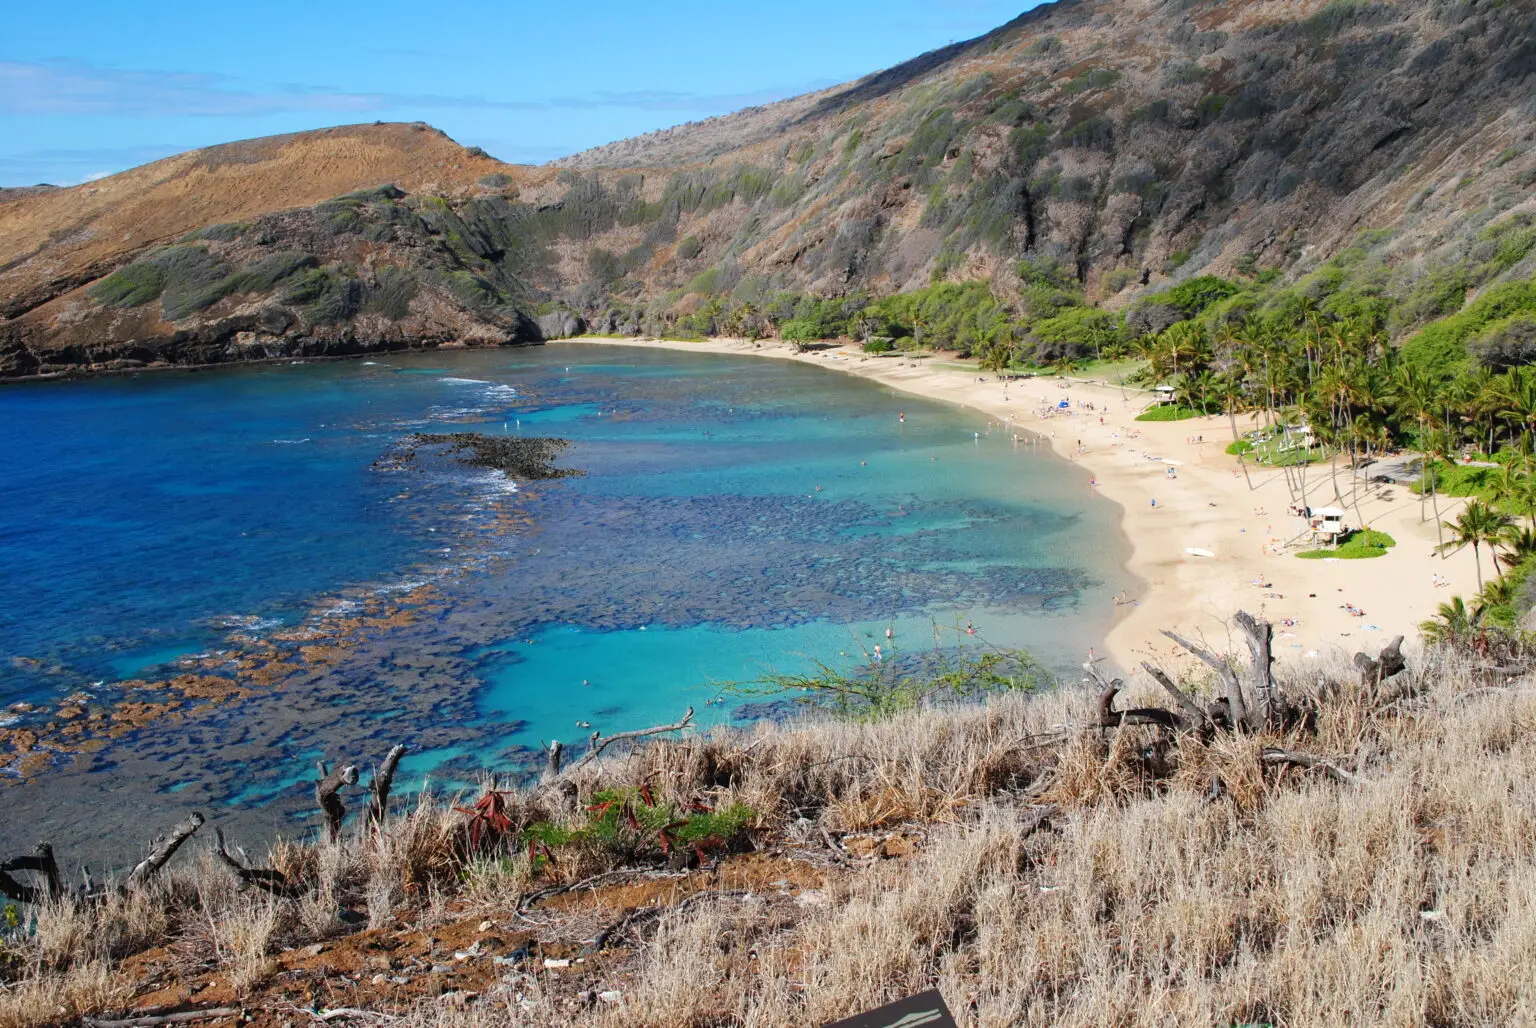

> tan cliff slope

[{"left": 0, "top": 122, "right": 538, "bottom": 322}]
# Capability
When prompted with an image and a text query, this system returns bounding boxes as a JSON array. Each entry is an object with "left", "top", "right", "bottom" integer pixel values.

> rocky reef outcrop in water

[{"left": 406, "top": 433, "right": 582, "bottom": 481}]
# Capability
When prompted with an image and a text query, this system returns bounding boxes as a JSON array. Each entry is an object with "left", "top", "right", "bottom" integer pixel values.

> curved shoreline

[{"left": 558, "top": 336, "right": 1479, "bottom": 676}]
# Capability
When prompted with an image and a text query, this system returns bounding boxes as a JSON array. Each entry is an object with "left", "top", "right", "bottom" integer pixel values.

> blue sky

[{"left": 2, "top": 1, "right": 1043, "bottom": 186}]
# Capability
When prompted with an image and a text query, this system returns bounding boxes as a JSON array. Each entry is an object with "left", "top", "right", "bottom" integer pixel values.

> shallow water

[{"left": 0, "top": 345, "right": 1131, "bottom": 859}]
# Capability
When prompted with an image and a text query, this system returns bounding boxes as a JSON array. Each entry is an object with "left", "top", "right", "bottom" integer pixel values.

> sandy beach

[{"left": 560, "top": 336, "right": 1480, "bottom": 676}]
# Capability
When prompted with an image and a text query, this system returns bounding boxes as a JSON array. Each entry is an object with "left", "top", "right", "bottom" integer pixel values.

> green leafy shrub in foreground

[
  {"left": 523, "top": 787, "right": 756, "bottom": 865},
  {"left": 1227, "top": 439, "right": 1255, "bottom": 455}
]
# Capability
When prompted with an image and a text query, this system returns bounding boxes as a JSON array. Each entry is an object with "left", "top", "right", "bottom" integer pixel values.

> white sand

[{"left": 559, "top": 337, "right": 1480, "bottom": 675}]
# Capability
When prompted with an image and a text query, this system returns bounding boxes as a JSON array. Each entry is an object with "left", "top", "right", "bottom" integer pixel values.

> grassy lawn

[
  {"left": 1296, "top": 529, "right": 1397, "bottom": 559},
  {"left": 1229, "top": 428, "right": 1334, "bottom": 467},
  {"left": 1135, "top": 404, "right": 1207, "bottom": 422}
]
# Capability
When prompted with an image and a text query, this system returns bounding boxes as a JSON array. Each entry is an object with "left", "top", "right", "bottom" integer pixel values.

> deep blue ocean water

[{"left": 0, "top": 345, "right": 1132, "bottom": 846}]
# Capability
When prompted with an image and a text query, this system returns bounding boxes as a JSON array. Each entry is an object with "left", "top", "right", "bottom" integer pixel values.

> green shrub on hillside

[
  {"left": 1155, "top": 275, "right": 1241, "bottom": 316},
  {"left": 281, "top": 266, "right": 363, "bottom": 323},
  {"left": 152, "top": 246, "right": 229, "bottom": 322},
  {"left": 183, "top": 222, "right": 250, "bottom": 243},
  {"left": 1402, "top": 278, "right": 1536, "bottom": 377},
  {"left": 90, "top": 262, "right": 166, "bottom": 308},
  {"left": 363, "top": 266, "right": 419, "bottom": 320},
  {"left": 1469, "top": 314, "right": 1536, "bottom": 369}
]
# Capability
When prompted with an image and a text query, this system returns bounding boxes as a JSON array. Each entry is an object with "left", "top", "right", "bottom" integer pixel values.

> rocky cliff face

[{"left": 3, "top": 0, "right": 1535, "bottom": 377}]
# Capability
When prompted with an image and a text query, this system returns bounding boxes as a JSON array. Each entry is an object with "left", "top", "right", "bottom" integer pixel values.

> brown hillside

[
  {"left": 0, "top": 123, "right": 542, "bottom": 323},
  {"left": 4, "top": 0, "right": 1536, "bottom": 378}
]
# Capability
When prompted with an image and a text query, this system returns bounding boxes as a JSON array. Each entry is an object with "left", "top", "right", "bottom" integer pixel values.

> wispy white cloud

[{"left": 0, "top": 60, "right": 830, "bottom": 118}]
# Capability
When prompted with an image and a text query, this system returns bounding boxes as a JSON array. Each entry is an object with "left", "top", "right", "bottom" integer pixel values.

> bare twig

[
  {"left": 367, "top": 745, "right": 407, "bottom": 827},
  {"left": 516, "top": 868, "right": 660, "bottom": 916},
  {"left": 1261, "top": 747, "right": 1361, "bottom": 785},
  {"left": 819, "top": 826, "right": 852, "bottom": 867},
  {"left": 126, "top": 813, "right": 204, "bottom": 890},
  {"left": 212, "top": 827, "right": 300, "bottom": 898},
  {"left": 566, "top": 707, "right": 696, "bottom": 775},
  {"left": 84, "top": 1009, "right": 239, "bottom": 1028},
  {"left": 289, "top": 1008, "right": 399, "bottom": 1024}
]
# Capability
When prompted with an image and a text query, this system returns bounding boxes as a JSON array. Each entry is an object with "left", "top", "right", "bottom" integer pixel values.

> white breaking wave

[
  {"left": 441, "top": 377, "right": 490, "bottom": 385},
  {"left": 271, "top": 438, "right": 311, "bottom": 444}
]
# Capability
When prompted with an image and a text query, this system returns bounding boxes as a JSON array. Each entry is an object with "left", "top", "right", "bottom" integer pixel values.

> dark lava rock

[
  {"left": 410, "top": 433, "right": 583, "bottom": 481},
  {"left": 537, "top": 310, "right": 586, "bottom": 340}
]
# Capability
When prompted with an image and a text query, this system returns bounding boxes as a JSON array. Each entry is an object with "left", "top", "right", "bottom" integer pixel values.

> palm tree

[
  {"left": 1495, "top": 366, "right": 1536, "bottom": 450},
  {"left": 1421, "top": 596, "right": 1480, "bottom": 646},
  {"left": 1498, "top": 524, "right": 1536, "bottom": 570},
  {"left": 1393, "top": 363, "right": 1439, "bottom": 522},
  {"left": 1438, "top": 499, "right": 1514, "bottom": 590},
  {"left": 1475, "top": 575, "right": 1518, "bottom": 619},
  {"left": 1214, "top": 370, "right": 1249, "bottom": 441}
]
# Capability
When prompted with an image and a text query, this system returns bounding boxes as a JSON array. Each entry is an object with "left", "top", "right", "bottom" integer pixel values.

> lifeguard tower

[{"left": 1308, "top": 506, "right": 1347, "bottom": 546}]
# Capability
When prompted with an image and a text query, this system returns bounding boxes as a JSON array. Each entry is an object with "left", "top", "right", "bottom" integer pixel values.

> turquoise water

[{"left": 0, "top": 345, "right": 1131, "bottom": 849}]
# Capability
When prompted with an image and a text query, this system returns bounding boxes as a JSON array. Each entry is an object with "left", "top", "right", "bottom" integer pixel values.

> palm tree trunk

[
  {"left": 1432, "top": 485, "right": 1444, "bottom": 550},
  {"left": 1473, "top": 540, "right": 1483, "bottom": 591}
]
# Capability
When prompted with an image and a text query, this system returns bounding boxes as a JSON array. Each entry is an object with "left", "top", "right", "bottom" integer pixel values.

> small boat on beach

[{"left": 1185, "top": 547, "right": 1216, "bottom": 557}]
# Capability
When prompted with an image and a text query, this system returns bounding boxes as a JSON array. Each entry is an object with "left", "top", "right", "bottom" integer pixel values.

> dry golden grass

[{"left": 4, "top": 648, "right": 1535, "bottom": 1026}]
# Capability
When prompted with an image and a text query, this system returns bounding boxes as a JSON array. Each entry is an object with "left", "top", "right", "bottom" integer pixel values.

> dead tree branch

[
  {"left": 1139, "top": 662, "right": 1211, "bottom": 727},
  {"left": 367, "top": 745, "right": 407, "bottom": 827},
  {"left": 1163, "top": 630, "right": 1250, "bottom": 729},
  {"left": 1233, "top": 612, "right": 1280, "bottom": 725},
  {"left": 126, "top": 813, "right": 205, "bottom": 891},
  {"left": 1261, "top": 747, "right": 1361, "bottom": 785},
  {"left": 84, "top": 1009, "right": 240, "bottom": 1028},
  {"left": 212, "top": 827, "right": 301, "bottom": 898},
  {"left": 565, "top": 707, "right": 695, "bottom": 775},
  {"left": 542, "top": 740, "right": 564, "bottom": 782},
  {"left": 1096, "top": 683, "right": 1183, "bottom": 730},
  {"left": 0, "top": 843, "right": 63, "bottom": 904},
  {"left": 1353, "top": 635, "right": 1406, "bottom": 689},
  {"left": 315, "top": 760, "right": 358, "bottom": 842}
]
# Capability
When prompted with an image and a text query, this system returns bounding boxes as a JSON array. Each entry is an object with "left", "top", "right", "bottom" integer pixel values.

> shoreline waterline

[{"left": 558, "top": 336, "right": 1481, "bottom": 676}]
